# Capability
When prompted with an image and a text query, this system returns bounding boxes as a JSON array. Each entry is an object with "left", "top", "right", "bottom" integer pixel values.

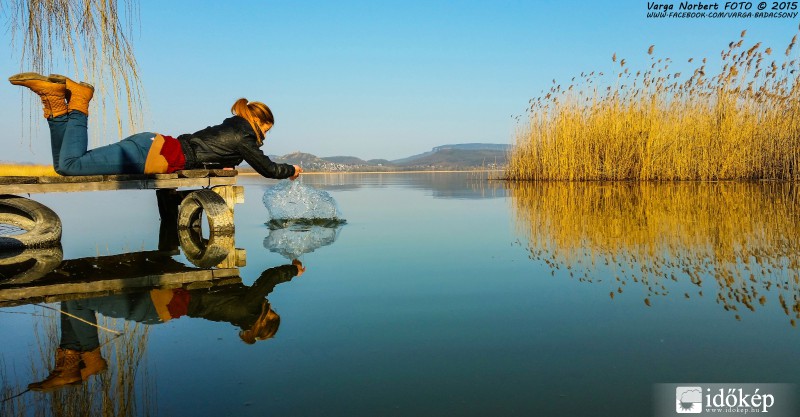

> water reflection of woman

[
  {"left": 29, "top": 260, "right": 305, "bottom": 391},
  {"left": 152, "top": 260, "right": 305, "bottom": 343}
]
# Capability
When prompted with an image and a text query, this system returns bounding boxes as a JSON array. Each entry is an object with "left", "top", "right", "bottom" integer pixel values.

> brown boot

[
  {"left": 28, "top": 348, "right": 82, "bottom": 391},
  {"left": 61, "top": 75, "right": 94, "bottom": 116},
  {"left": 79, "top": 347, "right": 108, "bottom": 380},
  {"left": 8, "top": 72, "right": 68, "bottom": 119}
]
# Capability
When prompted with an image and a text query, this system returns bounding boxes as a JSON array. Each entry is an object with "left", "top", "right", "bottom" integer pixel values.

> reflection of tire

[
  {"left": 0, "top": 245, "right": 64, "bottom": 284},
  {"left": 177, "top": 190, "right": 234, "bottom": 233},
  {"left": 0, "top": 195, "right": 62, "bottom": 250},
  {"left": 178, "top": 227, "right": 234, "bottom": 268}
]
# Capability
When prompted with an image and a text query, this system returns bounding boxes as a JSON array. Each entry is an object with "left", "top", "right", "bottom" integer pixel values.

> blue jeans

[
  {"left": 47, "top": 111, "right": 155, "bottom": 175},
  {"left": 59, "top": 293, "right": 162, "bottom": 351}
]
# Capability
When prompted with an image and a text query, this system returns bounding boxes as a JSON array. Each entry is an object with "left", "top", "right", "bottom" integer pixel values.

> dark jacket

[
  {"left": 76, "top": 264, "right": 299, "bottom": 330},
  {"left": 177, "top": 116, "right": 296, "bottom": 179},
  {"left": 186, "top": 264, "right": 299, "bottom": 329}
]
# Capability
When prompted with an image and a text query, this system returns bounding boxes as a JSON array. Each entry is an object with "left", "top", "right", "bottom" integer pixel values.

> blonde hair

[
  {"left": 231, "top": 98, "right": 274, "bottom": 144},
  {"left": 239, "top": 301, "right": 280, "bottom": 344}
]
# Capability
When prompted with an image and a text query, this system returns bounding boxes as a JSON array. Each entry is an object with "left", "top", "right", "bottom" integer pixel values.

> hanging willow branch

[{"left": 2, "top": 0, "right": 144, "bottom": 138}]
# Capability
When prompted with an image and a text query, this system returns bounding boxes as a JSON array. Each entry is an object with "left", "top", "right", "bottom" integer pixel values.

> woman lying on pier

[{"left": 8, "top": 72, "right": 302, "bottom": 180}]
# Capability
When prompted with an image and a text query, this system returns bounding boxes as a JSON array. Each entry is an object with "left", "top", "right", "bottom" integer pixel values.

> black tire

[
  {"left": 177, "top": 227, "right": 234, "bottom": 268},
  {"left": 177, "top": 190, "right": 234, "bottom": 233},
  {"left": 0, "top": 195, "right": 62, "bottom": 250},
  {"left": 0, "top": 246, "right": 63, "bottom": 284}
]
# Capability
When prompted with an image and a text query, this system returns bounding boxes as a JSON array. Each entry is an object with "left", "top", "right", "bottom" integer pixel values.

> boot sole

[
  {"left": 9, "top": 72, "right": 67, "bottom": 84},
  {"left": 80, "top": 364, "right": 108, "bottom": 380},
  {"left": 28, "top": 379, "right": 82, "bottom": 392},
  {"left": 61, "top": 75, "right": 95, "bottom": 93},
  {"left": 48, "top": 74, "right": 68, "bottom": 84}
]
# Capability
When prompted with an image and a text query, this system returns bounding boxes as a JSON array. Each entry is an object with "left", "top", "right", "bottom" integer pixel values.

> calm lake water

[{"left": 1, "top": 173, "right": 798, "bottom": 416}]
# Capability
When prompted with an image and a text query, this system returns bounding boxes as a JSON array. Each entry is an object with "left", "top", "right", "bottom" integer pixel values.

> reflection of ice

[
  {"left": 262, "top": 180, "right": 345, "bottom": 223},
  {"left": 263, "top": 224, "right": 342, "bottom": 259}
]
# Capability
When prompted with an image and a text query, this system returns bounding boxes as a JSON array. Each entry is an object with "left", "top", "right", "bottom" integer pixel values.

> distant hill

[
  {"left": 395, "top": 148, "right": 507, "bottom": 169},
  {"left": 391, "top": 143, "right": 510, "bottom": 166},
  {"left": 277, "top": 152, "right": 322, "bottom": 165},
  {"left": 268, "top": 152, "right": 375, "bottom": 171},
  {"left": 322, "top": 156, "right": 372, "bottom": 165},
  {"left": 248, "top": 143, "right": 511, "bottom": 172}
]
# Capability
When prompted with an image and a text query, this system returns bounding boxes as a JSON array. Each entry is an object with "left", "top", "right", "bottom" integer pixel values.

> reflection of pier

[
  {"left": 0, "top": 169, "right": 244, "bottom": 249},
  {"left": 0, "top": 248, "right": 243, "bottom": 308},
  {"left": 0, "top": 170, "right": 247, "bottom": 307}
]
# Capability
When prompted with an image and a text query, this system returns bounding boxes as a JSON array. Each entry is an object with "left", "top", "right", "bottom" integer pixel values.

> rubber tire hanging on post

[
  {"left": 177, "top": 189, "right": 234, "bottom": 233},
  {"left": 178, "top": 228, "right": 234, "bottom": 268},
  {"left": 0, "top": 195, "right": 63, "bottom": 250},
  {"left": 177, "top": 189, "right": 235, "bottom": 268}
]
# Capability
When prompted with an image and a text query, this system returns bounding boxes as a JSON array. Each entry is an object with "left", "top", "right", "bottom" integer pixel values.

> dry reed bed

[
  {"left": 0, "top": 164, "right": 58, "bottom": 176},
  {"left": 507, "top": 30, "right": 800, "bottom": 181},
  {"left": 508, "top": 181, "right": 800, "bottom": 326}
]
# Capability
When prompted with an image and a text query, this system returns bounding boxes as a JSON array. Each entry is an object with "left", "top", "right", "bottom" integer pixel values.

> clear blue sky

[{"left": 2, "top": 0, "right": 799, "bottom": 163}]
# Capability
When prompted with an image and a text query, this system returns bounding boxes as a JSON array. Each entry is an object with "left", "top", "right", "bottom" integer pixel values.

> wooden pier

[
  {"left": 0, "top": 170, "right": 245, "bottom": 250},
  {"left": 0, "top": 248, "right": 243, "bottom": 308},
  {"left": 0, "top": 169, "right": 238, "bottom": 194},
  {"left": 0, "top": 170, "right": 248, "bottom": 301}
]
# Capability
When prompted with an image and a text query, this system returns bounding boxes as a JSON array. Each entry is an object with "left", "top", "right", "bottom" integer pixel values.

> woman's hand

[
  {"left": 290, "top": 165, "right": 303, "bottom": 180},
  {"left": 292, "top": 259, "right": 306, "bottom": 276}
]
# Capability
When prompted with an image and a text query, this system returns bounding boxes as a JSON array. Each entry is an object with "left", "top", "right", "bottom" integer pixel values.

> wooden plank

[
  {"left": 209, "top": 169, "right": 238, "bottom": 177},
  {"left": 0, "top": 176, "right": 237, "bottom": 194},
  {"left": 154, "top": 173, "right": 180, "bottom": 180},
  {"left": 0, "top": 274, "right": 242, "bottom": 308},
  {"left": 212, "top": 268, "right": 241, "bottom": 279},
  {"left": 0, "top": 246, "right": 242, "bottom": 307},
  {"left": 178, "top": 169, "right": 210, "bottom": 178},
  {"left": 0, "top": 270, "right": 209, "bottom": 303},
  {"left": 38, "top": 175, "right": 104, "bottom": 184},
  {"left": 0, "top": 176, "right": 39, "bottom": 185},
  {"left": 146, "top": 177, "right": 238, "bottom": 188},
  {"left": 7, "top": 170, "right": 236, "bottom": 181},
  {"left": 103, "top": 174, "right": 151, "bottom": 181}
]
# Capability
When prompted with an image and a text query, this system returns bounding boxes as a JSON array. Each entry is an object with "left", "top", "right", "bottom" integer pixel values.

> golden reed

[
  {"left": 1, "top": 314, "right": 155, "bottom": 417},
  {"left": 0, "top": 164, "right": 58, "bottom": 176},
  {"left": 507, "top": 29, "right": 800, "bottom": 181},
  {"left": 508, "top": 181, "right": 800, "bottom": 326}
]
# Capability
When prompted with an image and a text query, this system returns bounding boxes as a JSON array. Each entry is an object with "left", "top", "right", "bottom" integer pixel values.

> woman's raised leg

[
  {"left": 57, "top": 111, "right": 154, "bottom": 175},
  {"left": 55, "top": 76, "right": 153, "bottom": 175},
  {"left": 7, "top": 73, "right": 70, "bottom": 171},
  {"left": 47, "top": 115, "right": 69, "bottom": 172}
]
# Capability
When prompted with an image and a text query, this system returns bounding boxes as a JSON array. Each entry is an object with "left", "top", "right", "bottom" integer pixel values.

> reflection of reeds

[
  {"left": 0, "top": 360, "right": 22, "bottom": 416},
  {"left": 509, "top": 182, "right": 800, "bottom": 325},
  {"left": 507, "top": 30, "right": 800, "bottom": 180},
  {"left": 1, "top": 307, "right": 156, "bottom": 416}
]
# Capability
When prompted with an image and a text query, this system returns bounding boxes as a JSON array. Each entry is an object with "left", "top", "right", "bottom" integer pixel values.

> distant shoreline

[
  {"left": 239, "top": 169, "right": 504, "bottom": 175},
  {"left": 0, "top": 163, "right": 504, "bottom": 177}
]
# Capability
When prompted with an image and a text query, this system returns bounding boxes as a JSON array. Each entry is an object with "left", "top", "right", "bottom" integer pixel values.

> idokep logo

[
  {"left": 676, "top": 386, "right": 703, "bottom": 414},
  {"left": 656, "top": 383, "right": 795, "bottom": 417}
]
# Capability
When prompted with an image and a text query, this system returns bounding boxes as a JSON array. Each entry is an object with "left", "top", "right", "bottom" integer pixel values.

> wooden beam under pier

[{"left": 0, "top": 169, "right": 238, "bottom": 194}]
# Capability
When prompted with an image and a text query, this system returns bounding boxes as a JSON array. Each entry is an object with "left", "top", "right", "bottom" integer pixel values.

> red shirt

[{"left": 161, "top": 135, "right": 186, "bottom": 173}]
